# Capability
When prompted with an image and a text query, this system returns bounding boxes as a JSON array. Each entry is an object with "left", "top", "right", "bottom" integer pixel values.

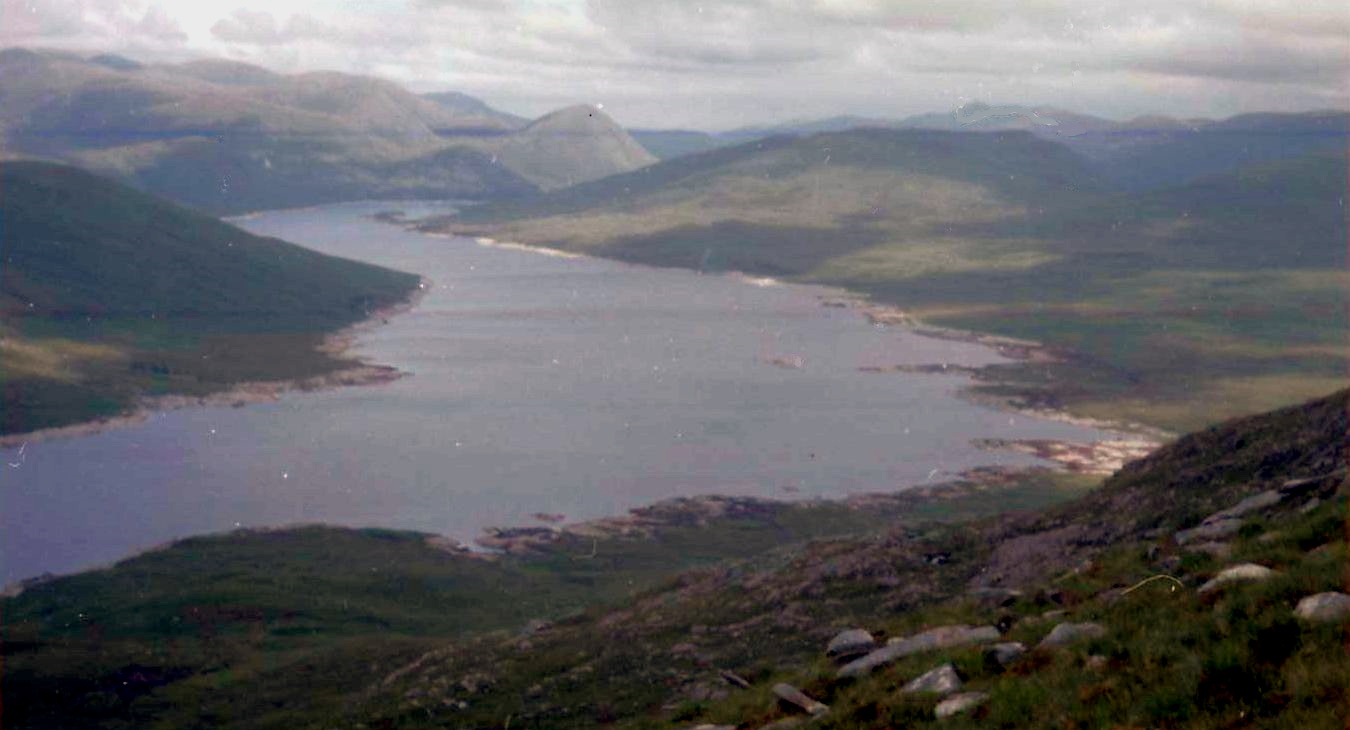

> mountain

[
  {"left": 1074, "top": 109, "right": 1350, "bottom": 190},
  {"left": 4, "top": 383, "right": 1344, "bottom": 728},
  {"left": 639, "top": 106, "right": 1347, "bottom": 195},
  {"left": 0, "top": 49, "right": 653, "bottom": 212},
  {"left": 0, "top": 161, "right": 421, "bottom": 434},
  {"left": 629, "top": 128, "right": 723, "bottom": 159},
  {"left": 430, "top": 128, "right": 1346, "bottom": 432},
  {"left": 421, "top": 90, "right": 527, "bottom": 132},
  {"left": 478, "top": 104, "right": 658, "bottom": 190}
]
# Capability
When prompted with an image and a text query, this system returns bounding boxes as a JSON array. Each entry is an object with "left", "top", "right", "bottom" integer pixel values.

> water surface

[{"left": 1, "top": 202, "right": 1115, "bottom": 583}]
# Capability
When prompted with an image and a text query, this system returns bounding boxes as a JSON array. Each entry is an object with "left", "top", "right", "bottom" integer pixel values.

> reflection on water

[{"left": 0, "top": 202, "right": 1115, "bottom": 583}]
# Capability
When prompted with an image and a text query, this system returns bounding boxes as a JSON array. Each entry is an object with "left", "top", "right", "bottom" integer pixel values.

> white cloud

[{"left": 2, "top": 0, "right": 1346, "bottom": 128}]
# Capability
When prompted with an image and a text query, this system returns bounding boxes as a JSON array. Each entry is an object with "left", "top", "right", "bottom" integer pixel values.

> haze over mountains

[{"left": 0, "top": 48, "right": 652, "bottom": 213}]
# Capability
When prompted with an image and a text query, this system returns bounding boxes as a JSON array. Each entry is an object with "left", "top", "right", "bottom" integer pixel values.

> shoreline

[
  {"left": 0, "top": 277, "right": 432, "bottom": 450},
  {"left": 420, "top": 227, "right": 1171, "bottom": 460},
  {"left": 3, "top": 212, "right": 1162, "bottom": 586}
]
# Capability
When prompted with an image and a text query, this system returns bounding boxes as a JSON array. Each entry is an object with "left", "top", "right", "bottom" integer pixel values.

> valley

[{"left": 1, "top": 23, "right": 1346, "bottom": 730}]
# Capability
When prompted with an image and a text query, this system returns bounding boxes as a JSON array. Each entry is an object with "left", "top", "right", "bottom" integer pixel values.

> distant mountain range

[
  {"left": 0, "top": 48, "right": 653, "bottom": 213},
  {"left": 630, "top": 103, "right": 1348, "bottom": 191}
]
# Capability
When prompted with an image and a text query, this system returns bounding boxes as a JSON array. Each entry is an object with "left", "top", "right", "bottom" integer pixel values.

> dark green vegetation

[
  {"left": 430, "top": 117, "right": 1348, "bottom": 432},
  {"left": 0, "top": 48, "right": 654, "bottom": 213},
  {"left": 0, "top": 161, "right": 421, "bottom": 435},
  {"left": 3, "top": 386, "right": 1344, "bottom": 728},
  {"left": 1, "top": 470, "right": 1093, "bottom": 729}
]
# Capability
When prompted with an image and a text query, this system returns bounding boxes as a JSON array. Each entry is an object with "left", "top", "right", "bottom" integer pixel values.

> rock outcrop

[
  {"left": 1197, "top": 564, "right": 1279, "bottom": 594},
  {"left": 838, "top": 625, "right": 999, "bottom": 678},
  {"left": 1038, "top": 622, "right": 1106, "bottom": 649},
  {"left": 1294, "top": 592, "right": 1350, "bottom": 623},
  {"left": 901, "top": 663, "right": 963, "bottom": 695}
]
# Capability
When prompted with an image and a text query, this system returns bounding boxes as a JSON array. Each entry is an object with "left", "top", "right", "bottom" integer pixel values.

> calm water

[{"left": 0, "top": 202, "right": 1115, "bottom": 583}]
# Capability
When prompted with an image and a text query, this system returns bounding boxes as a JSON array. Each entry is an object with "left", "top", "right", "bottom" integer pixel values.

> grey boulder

[
  {"left": 772, "top": 683, "right": 829, "bottom": 716},
  {"left": 1294, "top": 592, "right": 1350, "bottom": 623},
  {"left": 1038, "top": 622, "right": 1106, "bottom": 649},
  {"left": 825, "top": 628, "right": 876, "bottom": 661},
  {"left": 984, "top": 641, "right": 1027, "bottom": 670},
  {"left": 901, "top": 663, "right": 963, "bottom": 695},
  {"left": 935, "top": 691, "right": 989, "bottom": 719},
  {"left": 837, "top": 625, "right": 999, "bottom": 678},
  {"left": 1197, "top": 563, "right": 1278, "bottom": 594}
]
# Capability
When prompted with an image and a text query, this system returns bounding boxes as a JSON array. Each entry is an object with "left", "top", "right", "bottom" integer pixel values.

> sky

[{"left": 2, "top": 0, "right": 1346, "bottom": 130}]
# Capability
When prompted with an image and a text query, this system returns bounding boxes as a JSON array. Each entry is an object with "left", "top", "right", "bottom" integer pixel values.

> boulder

[
  {"left": 772, "top": 683, "right": 829, "bottom": 716},
  {"left": 1175, "top": 518, "right": 1242, "bottom": 545},
  {"left": 901, "top": 663, "right": 962, "bottom": 695},
  {"left": 1184, "top": 542, "right": 1233, "bottom": 559},
  {"left": 1197, "top": 563, "right": 1278, "bottom": 594},
  {"left": 1038, "top": 622, "right": 1106, "bottom": 649},
  {"left": 1280, "top": 470, "right": 1346, "bottom": 496},
  {"left": 935, "top": 691, "right": 989, "bottom": 719},
  {"left": 1294, "top": 592, "right": 1350, "bottom": 623},
  {"left": 719, "top": 669, "right": 751, "bottom": 689},
  {"left": 984, "top": 642, "right": 1027, "bottom": 671},
  {"left": 1202, "top": 490, "right": 1283, "bottom": 523},
  {"left": 838, "top": 625, "right": 999, "bottom": 678},
  {"left": 825, "top": 628, "right": 876, "bottom": 661}
]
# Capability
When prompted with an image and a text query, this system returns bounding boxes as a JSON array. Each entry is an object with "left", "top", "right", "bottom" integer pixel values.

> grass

[
  {"left": 0, "top": 470, "right": 1093, "bottom": 729},
  {"left": 609, "top": 494, "right": 1347, "bottom": 730},
  {"left": 0, "top": 161, "right": 423, "bottom": 436}
]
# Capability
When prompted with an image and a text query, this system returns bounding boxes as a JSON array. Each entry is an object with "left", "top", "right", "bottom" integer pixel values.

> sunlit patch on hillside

[{"left": 0, "top": 330, "right": 126, "bottom": 382}]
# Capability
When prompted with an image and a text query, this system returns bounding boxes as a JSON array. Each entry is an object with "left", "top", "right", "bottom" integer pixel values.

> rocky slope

[{"left": 349, "top": 389, "right": 1346, "bottom": 729}]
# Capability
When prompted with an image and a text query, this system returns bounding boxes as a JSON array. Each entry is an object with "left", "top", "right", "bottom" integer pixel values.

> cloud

[
  {"left": 3, "top": 0, "right": 1347, "bottom": 128},
  {"left": 1, "top": 0, "right": 186, "bottom": 48}
]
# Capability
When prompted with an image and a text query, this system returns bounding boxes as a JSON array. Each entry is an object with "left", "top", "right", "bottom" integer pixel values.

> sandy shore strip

[{"left": 0, "top": 277, "right": 432, "bottom": 450}]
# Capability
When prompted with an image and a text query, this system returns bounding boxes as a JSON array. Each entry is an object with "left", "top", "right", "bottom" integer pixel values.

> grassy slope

[
  {"left": 0, "top": 161, "right": 422, "bottom": 435},
  {"left": 1, "top": 472, "right": 1094, "bottom": 729},
  {"left": 353, "top": 388, "right": 1349, "bottom": 729},
  {"left": 432, "top": 130, "right": 1347, "bottom": 432},
  {"left": 3, "top": 390, "right": 1345, "bottom": 728}
]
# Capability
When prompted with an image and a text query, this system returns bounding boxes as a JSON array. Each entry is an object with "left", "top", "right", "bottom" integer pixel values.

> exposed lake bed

[{"left": 1, "top": 202, "right": 1138, "bottom": 584}]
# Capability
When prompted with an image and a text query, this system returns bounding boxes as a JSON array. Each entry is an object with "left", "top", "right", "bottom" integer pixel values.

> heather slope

[{"left": 0, "top": 161, "right": 421, "bottom": 435}]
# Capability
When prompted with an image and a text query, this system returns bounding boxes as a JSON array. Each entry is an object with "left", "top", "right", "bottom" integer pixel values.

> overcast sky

[{"left": 2, "top": 0, "right": 1346, "bottom": 129}]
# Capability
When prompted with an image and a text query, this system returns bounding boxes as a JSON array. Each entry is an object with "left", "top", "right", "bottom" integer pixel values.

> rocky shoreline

[{"left": 0, "top": 278, "right": 432, "bottom": 450}]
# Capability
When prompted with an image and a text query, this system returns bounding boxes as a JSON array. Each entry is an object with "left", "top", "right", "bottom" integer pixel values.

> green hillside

[
  {"left": 429, "top": 130, "right": 1347, "bottom": 432},
  {"left": 0, "top": 161, "right": 421, "bottom": 435},
  {"left": 3, "top": 388, "right": 1344, "bottom": 728}
]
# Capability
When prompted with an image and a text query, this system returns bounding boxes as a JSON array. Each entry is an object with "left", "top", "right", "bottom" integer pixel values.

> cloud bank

[{"left": 2, "top": 0, "right": 1345, "bottom": 128}]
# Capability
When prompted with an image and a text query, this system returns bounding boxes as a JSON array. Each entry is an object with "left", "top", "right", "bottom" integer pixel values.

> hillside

[
  {"left": 3, "top": 388, "right": 1344, "bottom": 728},
  {"left": 0, "top": 161, "right": 421, "bottom": 435},
  {"left": 427, "top": 129, "right": 1347, "bottom": 432},
  {"left": 0, "top": 48, "right": 653, "bottom": 213},
  {"left": 639, "top": 108, "right": 1348, "bottom": 194},
  {"left": 421, "top": 91, "right": 527, "bottom": 132},
  {"left": 486, "top": 105, "right": 658, "bottom": 190}
]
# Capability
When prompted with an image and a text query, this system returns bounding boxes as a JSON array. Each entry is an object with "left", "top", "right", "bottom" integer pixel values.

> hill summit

[{"left": 493, "top": 104, "right": 658, "bottom": 190}]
